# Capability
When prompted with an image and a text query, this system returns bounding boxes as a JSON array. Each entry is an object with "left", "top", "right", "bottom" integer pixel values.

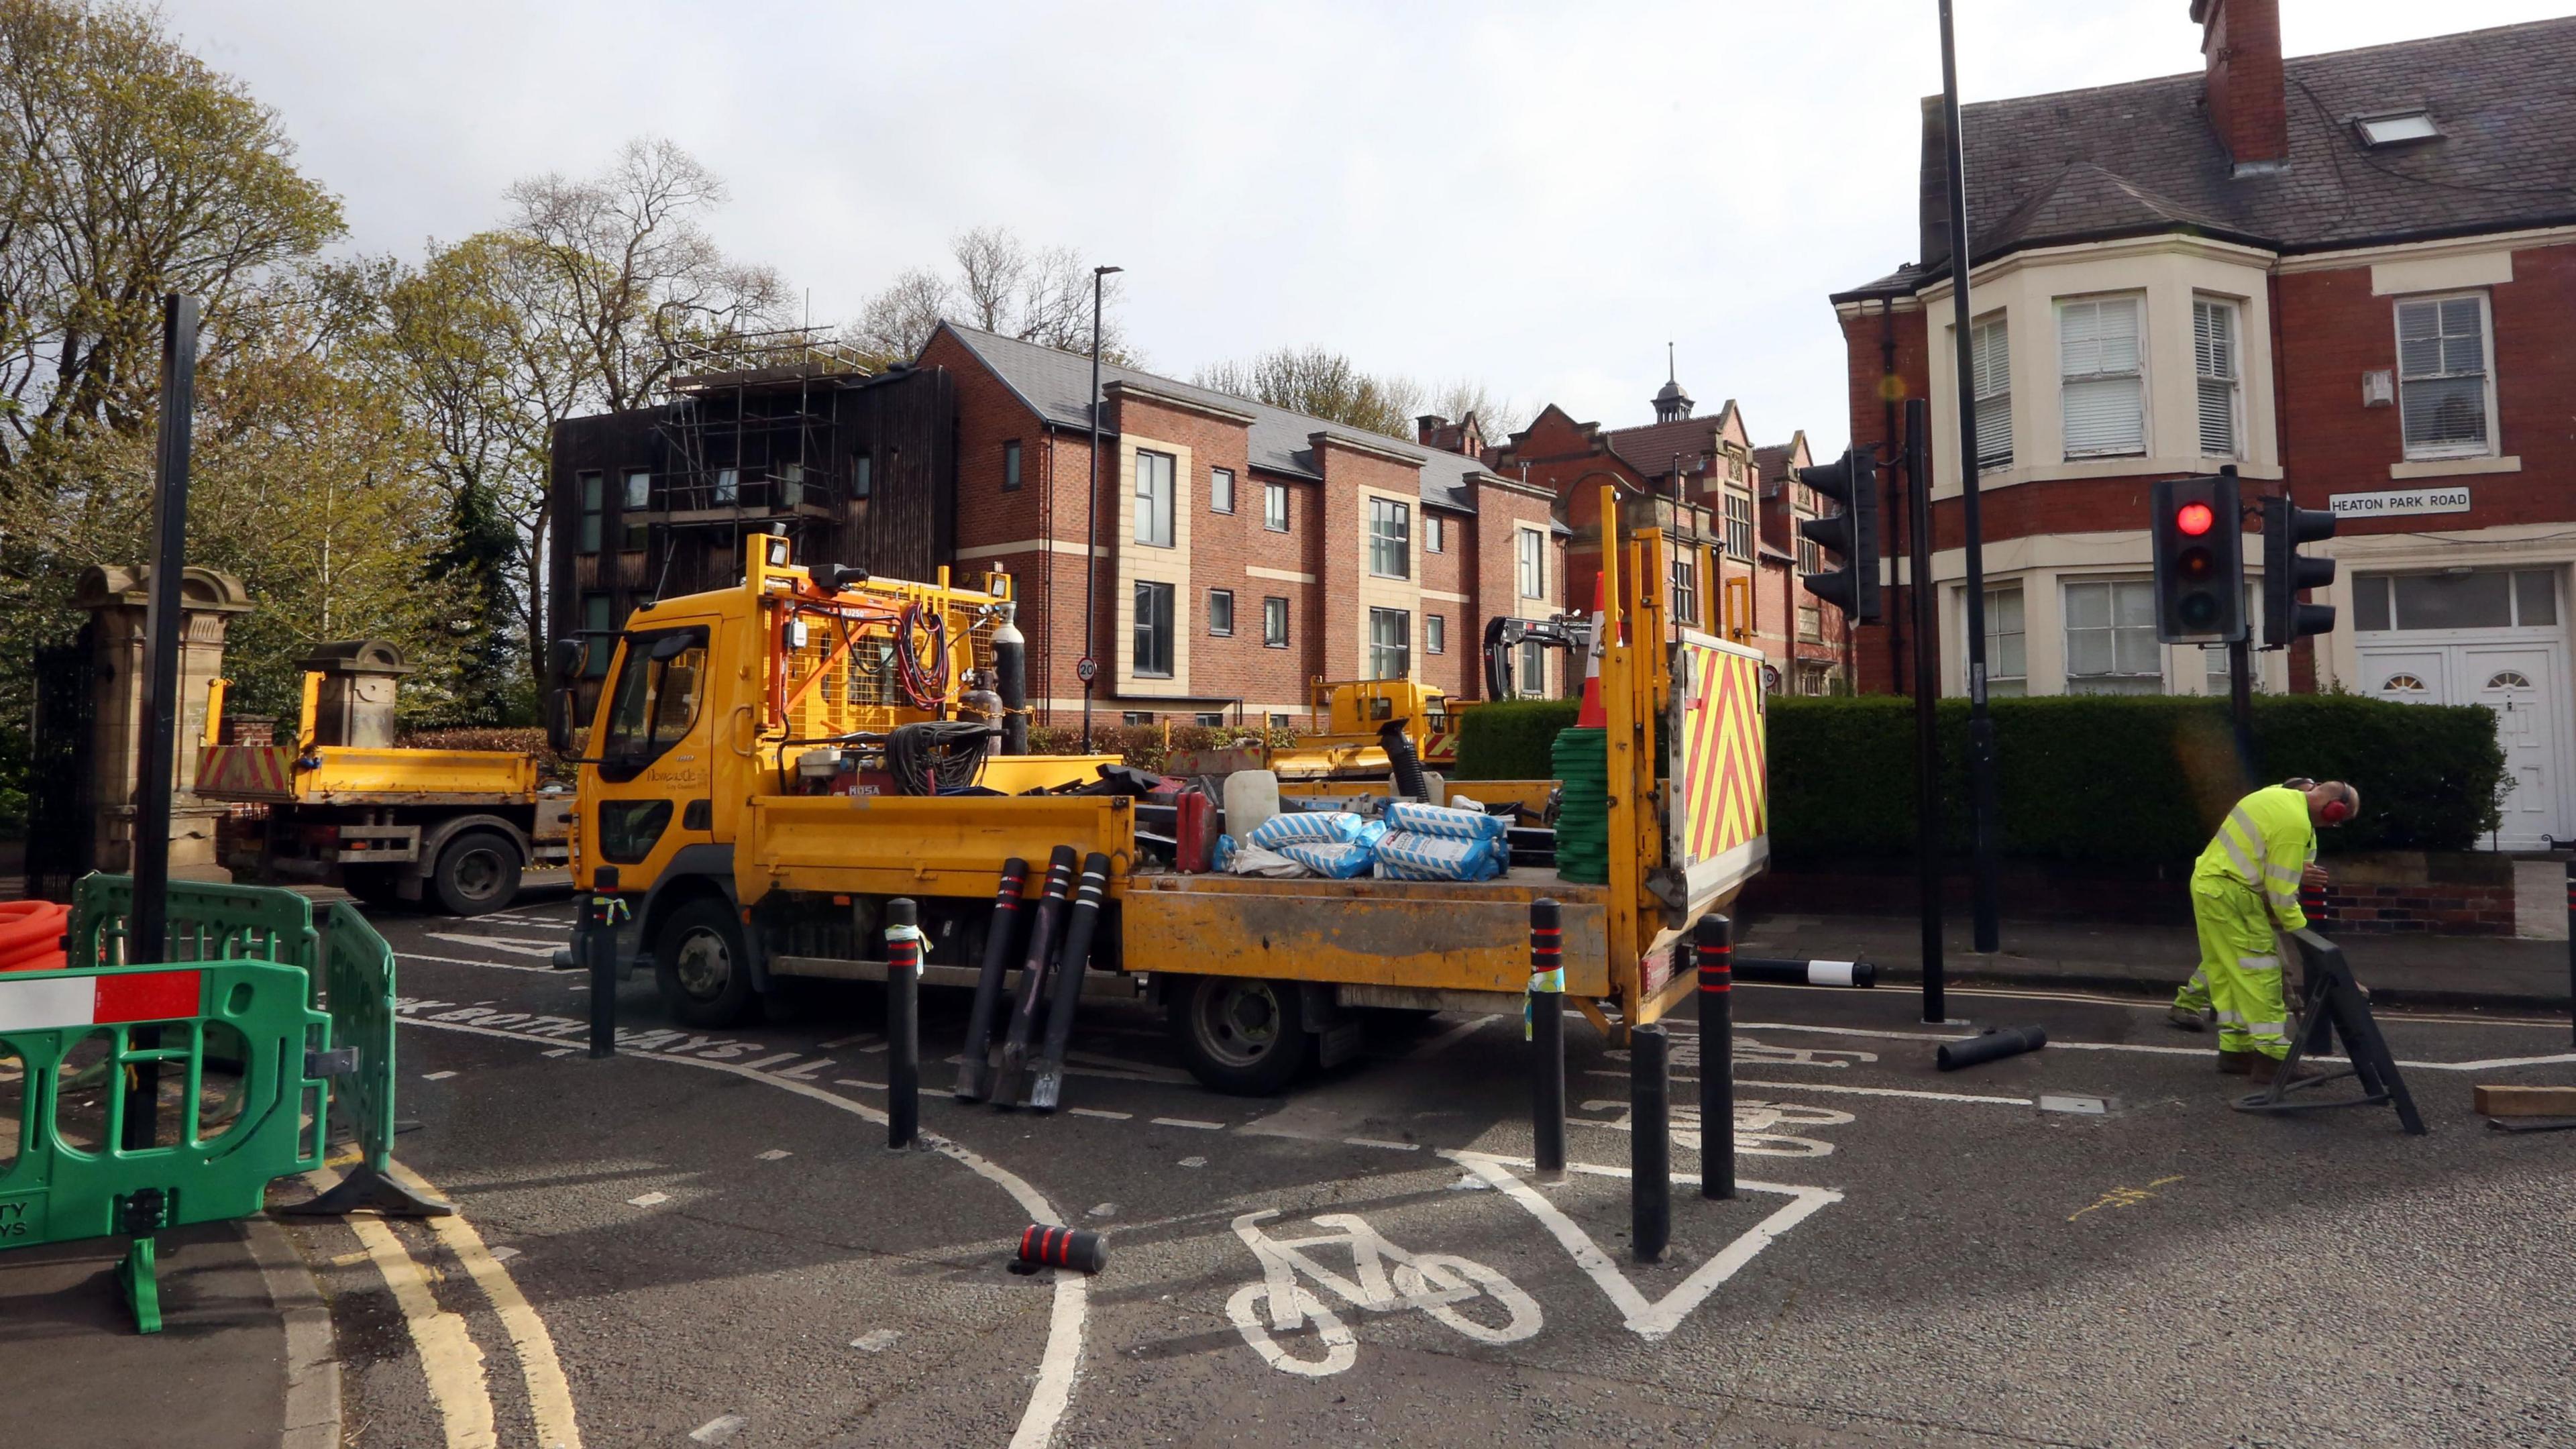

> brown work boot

[
  {"left": 2217, "top": 1049, "right": 2254, "bottom": 1075},
  {"left": 2248, "top": 1054, "right": 2312, "bottom": 1087}
]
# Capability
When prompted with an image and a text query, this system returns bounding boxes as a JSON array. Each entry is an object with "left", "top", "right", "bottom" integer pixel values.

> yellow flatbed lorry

[
  {"left": 560, "top": 510, "right": 1767, "bottom": 1095},
  {"left": 196, "top": 641, "right": 572, "bottom": 914}
]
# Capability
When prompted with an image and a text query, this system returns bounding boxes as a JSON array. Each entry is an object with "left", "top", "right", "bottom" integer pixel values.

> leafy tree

[{"left": 1193, "top": 347, "right": 1424, "bottom": 440}]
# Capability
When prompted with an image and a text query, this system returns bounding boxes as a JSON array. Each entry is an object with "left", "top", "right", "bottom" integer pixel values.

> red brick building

[
  {"left": 552, "top": 325, "right": 1569, "bottom": 729},
  {"left": 1495, "top": 374, "right": 1849, "bottom": 692},
  {"left": 1830, "top": 5, "right": 2576, "bottom": 847}
]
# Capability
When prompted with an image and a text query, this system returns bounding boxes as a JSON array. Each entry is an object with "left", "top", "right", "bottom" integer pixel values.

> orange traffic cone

[{"left": 1575, "top": 572, "right": 1608, "bottom": 729}]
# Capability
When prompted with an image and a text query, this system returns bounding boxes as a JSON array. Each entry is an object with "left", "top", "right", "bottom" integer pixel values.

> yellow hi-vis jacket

[{"left": 2194, "top": 785, "right": 2317, "bottom": 930}]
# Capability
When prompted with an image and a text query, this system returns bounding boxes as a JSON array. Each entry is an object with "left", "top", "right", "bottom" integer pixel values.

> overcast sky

[{"left": 170, "top": 0, "right": 2565, "bottom": 456}]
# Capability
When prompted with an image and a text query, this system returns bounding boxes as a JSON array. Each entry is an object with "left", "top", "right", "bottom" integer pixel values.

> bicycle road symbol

[{"left": 1225, "top": 1208, "right": 1541, "bottom": 1377}]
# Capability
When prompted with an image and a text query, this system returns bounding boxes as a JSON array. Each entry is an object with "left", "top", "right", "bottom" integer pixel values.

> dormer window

[{"left": 2355, "top": 111, "right": 2436, "bottom": 147}]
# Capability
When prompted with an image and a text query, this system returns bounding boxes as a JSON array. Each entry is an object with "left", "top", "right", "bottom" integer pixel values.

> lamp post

[
  {"left": 1081, "top": 264, "right": 1122, "bottom": 753},
  {"left": 1939, "top": 0, "right": 2002, "bottom": 957}
]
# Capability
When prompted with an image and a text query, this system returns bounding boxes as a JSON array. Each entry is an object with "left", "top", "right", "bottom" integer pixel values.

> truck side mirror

[
  {"left": 547, "top": 686, "right": 575, "bottom": 755},
  {"left": 549, "top": 637, "right": 584, "bottom": 683}
]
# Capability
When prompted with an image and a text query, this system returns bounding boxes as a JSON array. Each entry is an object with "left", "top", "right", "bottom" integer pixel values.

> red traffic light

[{"left": 2176, "top": 501, "right": 2215, "bottom": 537}]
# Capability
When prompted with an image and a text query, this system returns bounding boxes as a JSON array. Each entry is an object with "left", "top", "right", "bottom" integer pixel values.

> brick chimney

[
  {"left": 2194, "top": 0, "right": 2289, "bottom": 174},
  {"left": 1416, "top": 414, "right": 1450, "bottom": 448}
]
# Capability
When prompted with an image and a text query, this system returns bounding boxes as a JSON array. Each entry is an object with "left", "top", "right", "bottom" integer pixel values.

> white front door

[
  {"left": 2465, "top": 647, "right": 2559, "bottom": 850},
  {"left": 2359, "top": 649, "right": 2447, "bottom": 704}
]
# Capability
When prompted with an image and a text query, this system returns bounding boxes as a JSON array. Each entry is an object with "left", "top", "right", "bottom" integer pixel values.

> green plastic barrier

[
  {"left": 60, "top": 875, "right": 449, "bottom": 1222},
  {"left": 0, "top": 959, "right": 330, "bottom": 1331}
]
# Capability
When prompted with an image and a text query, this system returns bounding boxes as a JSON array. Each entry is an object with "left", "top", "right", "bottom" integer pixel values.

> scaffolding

[{"left": 649, "top": 329, "right": 874, "bottom": 600}]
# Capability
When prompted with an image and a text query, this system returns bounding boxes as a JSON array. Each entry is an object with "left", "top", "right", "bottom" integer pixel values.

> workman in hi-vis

[{"left": 2167, "top": 780, "right": 2359, "bottom": 1082}]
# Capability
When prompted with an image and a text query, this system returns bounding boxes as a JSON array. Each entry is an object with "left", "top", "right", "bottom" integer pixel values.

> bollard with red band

[
  {"left": 886, "top": 897, "right": 922, "bottom": 1149},
  {"left": 1695, "top": 914, "right": 1735, "bottom": 1201},
  {"left": 2302, "top": 880, "right": 2330, "bottom": 937},
  {"left": 1016, "top": 1223, "right": 1107, "bottom": 1274},
  {"left": 1529, "top": 896, "right": 1566, "bottom": 1182}
]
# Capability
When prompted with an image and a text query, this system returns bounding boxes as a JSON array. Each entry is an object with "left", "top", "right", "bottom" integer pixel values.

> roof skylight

[{"left": 2357, "top": 111, "right": 2438, "bottom": 146}]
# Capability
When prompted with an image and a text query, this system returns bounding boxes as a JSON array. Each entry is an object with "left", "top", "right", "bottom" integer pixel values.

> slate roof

[
  {"left": 934, "top": 323, "right": 1501, "bottom": 513},
  {"left": 1836, "top": 17, "right": 2576, "bottom": 299},
  {"left": 1752, "top": 443, "right": 1800, "bottom": 494},
  {"left": 1604, "top": 417, "right": 1728, "bottom": 478}
]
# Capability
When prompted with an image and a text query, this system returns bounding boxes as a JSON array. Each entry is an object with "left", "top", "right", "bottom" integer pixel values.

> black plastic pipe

[
  {"left": 1631, "top": 1024, "right": 1670, "bottom": 1264},
  {"left": 955, "top": 858, "right": 1028, "bottom": 1102},
  {"left": 1029, "top": 852, "right": 1110, "bottom": 1112},
  {"left": 1696, "top": 915, "right": 1735, "bottom": 1201}
]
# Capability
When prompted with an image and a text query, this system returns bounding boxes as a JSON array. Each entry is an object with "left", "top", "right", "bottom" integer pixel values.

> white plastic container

[{"left": 1224, "top": 769, "right": 1281, "bottom": 841}]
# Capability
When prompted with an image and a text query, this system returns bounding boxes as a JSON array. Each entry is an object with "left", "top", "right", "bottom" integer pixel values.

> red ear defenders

[{"left": 2320, "top": 791, "right": 2353, "bottom": 824}]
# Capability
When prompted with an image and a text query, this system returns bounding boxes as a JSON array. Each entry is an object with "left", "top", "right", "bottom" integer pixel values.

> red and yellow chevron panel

[
  {"left": 196, "top": 744, "right": 297, "bottom": 801},
  {"left": 1669, "top": 635, "right": 1768, "bottom": 898}
]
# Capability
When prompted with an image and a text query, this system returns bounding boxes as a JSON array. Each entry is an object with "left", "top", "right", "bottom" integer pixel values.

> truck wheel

[
  {"left": 432, "top": 830, "right": 521, "bottom": 916},
  {"left": 341, "top": 865, "right": 405, "bottom": 909},
  {"left": 1169, "top": 976, "right": 1313, "bottom": 1096},
  {"left": 655, "top": 897, "right": 755, "bottom": 1028}
]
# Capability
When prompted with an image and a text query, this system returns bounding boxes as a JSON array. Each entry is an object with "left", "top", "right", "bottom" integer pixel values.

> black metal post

[
  {"left": 1695, "top": 914, "right": 1734, "bottom": 1201},
  {"left": 2565, "top": 859, "right": 2575, "bottom": 1046},
  {"left": 586, "top": 865, "right": 621, "bottom": 1059},
  {"left": 1529, "top": 897, "right": 1566, "bottom": 1183},
  {"left": 1939, "top": 0, "right": 2001, "bottom": 955},
  {"left": 1080, "top": 264, "right": 1120, "bottom": 753},
  {"left": 1905, "top": 398, "right": 1947, "bottom": 1024},
  {"left": 1029, "top": 852, "right": 1110, "bottom": 1112},
  {"left": 123, "top": 294, "right": 199, "bottom": 1152},
  {"left": 955, "top": 858, "right": 1028, "bottom": 1102},
  {"left": 1630, "top": 1024, "right": 1670, "bottom": 1263},
  {"left": 886, "top": 897, "right": 920, "bottom": 1148},
  {"left": 2228, "top": 637, "right": 2258, "bottom": 788}
]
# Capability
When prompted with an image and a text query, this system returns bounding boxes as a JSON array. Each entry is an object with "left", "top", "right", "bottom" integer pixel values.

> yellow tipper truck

[
  {"left": 196, "top": 641, "right": 570, "bottom": 915},
  {"left": 558, "top": 508, "right": 1768, "bottom": 1094}
]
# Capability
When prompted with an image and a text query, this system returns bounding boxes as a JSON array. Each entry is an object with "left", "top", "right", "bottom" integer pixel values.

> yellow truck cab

[{"left": 563, "top": 507, "right": 1768, "bottom": 1095}]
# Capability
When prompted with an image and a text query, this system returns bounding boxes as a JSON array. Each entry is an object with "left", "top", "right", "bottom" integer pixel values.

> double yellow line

[{"left": 310, "top": 1163, "right": 582, "bottom": 1449}]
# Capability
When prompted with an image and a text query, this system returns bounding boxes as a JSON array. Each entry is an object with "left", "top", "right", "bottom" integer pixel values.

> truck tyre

[
  {"left": 341, "top": 865, "right": 405, "bottom": 909},
  {"left": 431, "top": 830, "right": 521, "bottom": 916},
  {"left": 655, "top": 896, "right": 755, "bottom": 1028},
  {"left": 1169, "top": 975, "right": 1313, "bottom": 1096}
]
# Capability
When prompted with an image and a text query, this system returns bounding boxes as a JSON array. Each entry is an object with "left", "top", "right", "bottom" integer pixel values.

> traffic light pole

[
  {"left": 1905, "top": 398, "right": 1946, "bottom": 1025},
  {"left": 2226, "top": 635, "right": 2258, "bottom": 787},
  {"left": 1939, "top": 0, "right": 2002, "bottom": 955}
]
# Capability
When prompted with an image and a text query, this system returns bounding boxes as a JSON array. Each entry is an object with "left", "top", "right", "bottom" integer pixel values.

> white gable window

[
  {"left": 1970, "top": 315, "right": 2011, "bottom": 472},
  {"left": 2058, "top": 296, "right": 2145, "bottom": 459},
  {"left": 2193, "top": 298, "right": 2241, "bottom": 459},
  {"left": 2396, "top": 294, "right": 2493, "bottom": 459}
]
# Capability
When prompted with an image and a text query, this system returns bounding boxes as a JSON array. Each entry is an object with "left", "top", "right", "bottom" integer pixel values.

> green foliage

[
  {"left": 1453, "top": 699, "right": 1581, "bottom": 781},
  {"left": 1766, "top": 693, "right": 2508, "bottom": 867}
]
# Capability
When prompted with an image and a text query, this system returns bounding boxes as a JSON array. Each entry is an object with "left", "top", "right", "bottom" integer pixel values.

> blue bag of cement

[
  {"left": 1248, "top": 810, "right": 1382, "bottom": 852},
  {"left": 1373, "top": 830, "right": 1506, "bottom": 882},
  {"left": 1385, "top": 800, "right": 1509, "bottom": 843},
  {"left": 1276, "top": 839, "right": 1375, "bottom": 879}
]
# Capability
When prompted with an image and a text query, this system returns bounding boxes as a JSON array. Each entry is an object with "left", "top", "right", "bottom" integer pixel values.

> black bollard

[
  {"left": 1695, "top": 915, "right": 1735, "bottom": 1201},
  {"left": 586, "top": 865, "right": 621, "bottom": 1060},
  {"left": 955, "top": 859, "right": 1029, "bottom": 1102},
  {"left": 1935, "top": 1024, "right": 2047, "bottom": 1072},
  {"left": 1529, "top": 897, "right": 1566, "bottom": 1183},
  {"left": 2566, "top": 859, "right": 2575, "bottom": 1048},
  {"left": 1016, "top": 1224, "right": 1108, "bottom": 1274},
  {"left": 1733, "top": 957, "right": 1876, "bottom": 988},
  {"left": 1630, "top": 1024, "right": 1670, "bottom": 1264},
  {"left": 886, "top": 897, "right": 920, "bottom": 1148},
  {"left": 996, "top": 847, "right": 1077, "bottom": 1106},
  {"left": 2303, "top": 880, "right": 2331, "bottom": 938},
  {"left": 1030, "top": 853, "right": 1112, "bottom": 1112}
]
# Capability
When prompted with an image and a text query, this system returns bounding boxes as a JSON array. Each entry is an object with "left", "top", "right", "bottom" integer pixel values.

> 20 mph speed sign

[{"left": 1075, "top": 657, "right": 1097, "bottom": 683}]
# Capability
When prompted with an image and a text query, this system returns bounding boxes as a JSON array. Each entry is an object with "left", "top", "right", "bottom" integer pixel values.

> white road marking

[
  {"left": 400, "top": 951, "right": 559, "bottom": 975},
  {"left": 833, "top": 1079, "right": 888, "bottom": 1091},
  {"left": 627, "top": 1191, "right": 670, "bottom": 1208},
  {"left": 1151, "top": 1117, "right": 1225, "bottom": 1130},
  {"left": 1585, "top": 1067, "right": 2033, "bottom": 1106},
  {"left": 427, "top": 933, "right": 574, "bottom": 961},
  {"left": 1342, "top": 1137, "right": 1421, "bottom": 1152},
  {"left": 1734, "top": 1020, "right": 2576, "bottom": 1073},
  {"left": 690, "top": 1415, "right": 747, "bottom": 1445},
  {"left": 757, "top": 1149, "right": 792, "bottom": 1161},
  {"left": 818, "top": 1032, "right": 879, "bottom": 1050},
  {"left": 1069, "top": 1108, "right": 1130, "bottom": 1120},
  {"left": 1409, "top": 1014, "right": 1503, "bottom": 1060},
  {"left": 398, "top": 1014, "right": 1090, "bottom": 1449},
  {"left": 1179, "top": 1157, "right": 1208, "bottom": 1168},
  {"left": 337, "top": 1201, "right": 496, "bottom": 1449},
  {"left": 1444, "top": 1151, "right": 1841, "bottom": 1340},
  {"left": 390, "top": 1161, "right": 584, "bottom": 1449},
  {"left": 851, "top": 1330, "right": 902, "bottom": 1352},
  {"left": 421, "top": 1071, "right": 458, "bottom": 1081}
]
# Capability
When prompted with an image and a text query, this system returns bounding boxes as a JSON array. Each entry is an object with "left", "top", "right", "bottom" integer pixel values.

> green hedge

[
  {"left": 1767, "top": 693, "right": 2506, "bottom": 866},
  {"left": 1454, "top": 699, "right": 1581, "bottom": 780}
]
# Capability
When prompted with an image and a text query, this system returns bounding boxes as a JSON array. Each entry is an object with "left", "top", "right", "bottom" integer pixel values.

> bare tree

[
  {"left": 1194, "top": 347, "right": 1423, "bottom": 441},
  {"left": 850, "top": 226, "right": 1128, "bottom": 365},
  {"left": 1426, "top": 380, "right": 1530, "bottom": 441},
  {"left": 847, "top": 266, "right": 951, "bottom": 366}
]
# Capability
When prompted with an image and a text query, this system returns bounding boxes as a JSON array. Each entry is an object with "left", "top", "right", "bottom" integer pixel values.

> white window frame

[
  {"left": 1263, "top": 481, "right": 1289, "bottom": 532},
  {"left": 2193, "top": 297, "right": 2241, "bottom": 460},
  {"left": 1368, "top": 607, "right": 1411, "bottom": 680},
  {"left": 1515, "top": 527, "right": 1546, "bottom": 600},
  {"left": 1515, "top": 639, "right": 1548, "bottom": 698},
  {"left": 1970, "top": 313, "right": 2011, "bottom": 472},
  {"left": 1263, "top": 595, "right": 1289, "bottom": 648},
  {"left": 2059, "top": 578, "right": 2163, "bottom": 695},
  {"left": 1424, "top": 515, "right": 1445, "bottom": 554},
  {"left": 1982, "top": 584, "right": 2027, "bottom": 697},
  {"left": 1132, "top": 580, "right": 1175, "bottom": 678},
  {"left": 1426, "top": 613, "right": 1446, "bottom": 655},
  {"left": 1210, "top": 466, "right": 1234, "bottom": 515},
  {"left": 1208, "top": 587, "right": 1234, "bottom": 637},
  {"left": 1134, "top": 450, "right": 1176, "bottom": 547},
  {"left": 1669, "top": 555, "right": 1699, "bottom": 629},
  {"left": 2057, "top": 294, "right": 2147, "bottom": 460},
  {"left": 2394, "top": 291, "right": 2498, "bottom": 461},
  {"left": 1367, "top": 497, "right": 1411, "bottom": 580},
  {"left": 1721, "top": 490, "right": 1754, "bottom": 562}
]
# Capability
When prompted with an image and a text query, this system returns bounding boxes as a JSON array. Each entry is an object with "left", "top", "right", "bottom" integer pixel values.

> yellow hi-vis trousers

[{"left": 2173, "top": 874, "right": 2291, "bottom": 1059}]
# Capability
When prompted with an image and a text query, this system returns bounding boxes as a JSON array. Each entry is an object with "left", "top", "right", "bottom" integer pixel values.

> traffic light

[
  {"left": 2261, "top": 494, "right": 2338, "bottom": 646},
  {"left": 2150, "top": 470, "right": 2244, "bottom": 644},
  {"left": 1797, "top": 447, "right": 1880, "bottom": 623}
]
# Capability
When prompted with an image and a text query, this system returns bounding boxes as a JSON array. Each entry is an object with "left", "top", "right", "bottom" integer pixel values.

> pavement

[{"left": 7, "top": 881, "right": 2575, "bottom": 1448}]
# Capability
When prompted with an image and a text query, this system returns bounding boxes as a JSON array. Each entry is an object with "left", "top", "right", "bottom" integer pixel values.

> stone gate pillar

[{"left": 73, "top": 563, "right": 254, "bottom": 878}]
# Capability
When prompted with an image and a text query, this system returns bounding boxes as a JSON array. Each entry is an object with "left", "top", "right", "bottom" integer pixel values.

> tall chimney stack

[{"left": 2194, "top": 0, "right": 2290, "bottom": 174}]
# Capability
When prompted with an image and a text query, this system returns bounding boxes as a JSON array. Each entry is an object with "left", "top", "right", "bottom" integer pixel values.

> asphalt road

[{"left": 262, "top": 892, "right": 2576, "bottom": 1448}]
